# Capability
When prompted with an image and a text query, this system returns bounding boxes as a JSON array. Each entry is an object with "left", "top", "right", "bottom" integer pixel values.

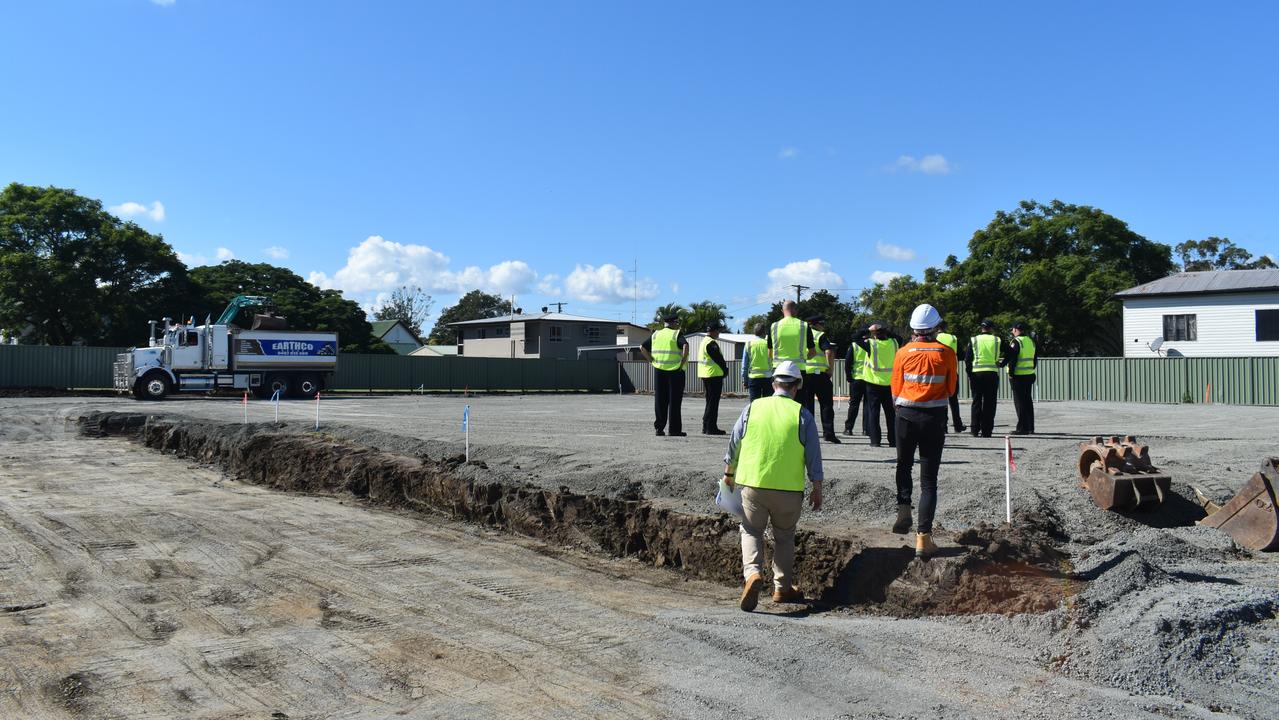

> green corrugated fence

[
  {"left": 619, "top": 357, "right": 1279, "bottom": 406},
  {"left": 0, "top": 345, "right": 618, "bottom": 393}
]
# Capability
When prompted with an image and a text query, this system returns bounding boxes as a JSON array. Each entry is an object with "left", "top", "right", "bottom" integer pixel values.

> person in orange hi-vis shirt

[{"left": 890, "top": 303, "right": 958, "bottom": 559}]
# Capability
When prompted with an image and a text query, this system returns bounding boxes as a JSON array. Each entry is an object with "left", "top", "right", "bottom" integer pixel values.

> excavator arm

[{"left": 215, "top": 295, "right": 272, "bottom": 326}]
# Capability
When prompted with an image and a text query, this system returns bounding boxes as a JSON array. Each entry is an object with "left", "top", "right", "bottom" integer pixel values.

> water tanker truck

[{"left": 114, "top": 295, "right": 338, "bottom": 400}]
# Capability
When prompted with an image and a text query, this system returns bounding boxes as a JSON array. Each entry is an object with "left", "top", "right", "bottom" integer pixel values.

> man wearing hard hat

[
  {"left": 722, "top": 360, "right": 825, "bottom": 611},
  {"left": 890, "top": 304, "right": 958, "bottom": 559}
]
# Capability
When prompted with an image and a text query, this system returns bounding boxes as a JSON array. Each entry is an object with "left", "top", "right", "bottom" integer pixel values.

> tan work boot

[
  {"left": 915, "top": 532, "right": 938, "bottom": 559},
  {"left": 739, "top": 572, "right": 764, "bottom": 612},
  {"left": 772, "top": 586, "right": 805, "bottom": 604}
]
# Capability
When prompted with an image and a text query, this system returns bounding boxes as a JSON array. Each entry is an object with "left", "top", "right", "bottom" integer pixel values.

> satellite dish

[{"left": 1150, "top": 338, "right": 1164, "bottom": 352}]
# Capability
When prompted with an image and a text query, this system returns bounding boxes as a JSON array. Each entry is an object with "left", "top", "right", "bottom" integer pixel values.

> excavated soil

[{"left": 84, "top": 412, "right": 1081, "bottom": 618}]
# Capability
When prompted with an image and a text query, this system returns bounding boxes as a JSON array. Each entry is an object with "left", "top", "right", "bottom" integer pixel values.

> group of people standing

[{"left": 640, "top": 300, "right": 1040, "bottom": 611}]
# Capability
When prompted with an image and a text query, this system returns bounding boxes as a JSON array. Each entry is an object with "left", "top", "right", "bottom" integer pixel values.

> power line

[{"left": 789, "top": 284, "right": 810, "bottom": 302}]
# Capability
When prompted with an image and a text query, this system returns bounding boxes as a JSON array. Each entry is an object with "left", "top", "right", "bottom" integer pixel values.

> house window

[
  {"left": 477, "top": 329, "right": 487, "bottom": 339},
  {"left": 1162, "top": 314, "right": 1197, "bottom": 342},
  {"left": 583, "top": 326, "right": 600, "bottom": 343},
  {"left": 495, "top": 327, "right": 509, "bottom": 338},
  {"left": 1257, "top": 310, "right": 1279, "bottom": 342},
  {"left": 549, "top": 325, "right": 563, "bottom": 343}
]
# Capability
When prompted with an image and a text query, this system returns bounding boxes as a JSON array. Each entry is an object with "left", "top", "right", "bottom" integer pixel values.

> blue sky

[{"left": 4, "top": 1, "right": 1276, "bottom": 331}]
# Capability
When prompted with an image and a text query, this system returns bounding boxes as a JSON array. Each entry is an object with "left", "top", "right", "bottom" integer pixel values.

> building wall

[
  {"left": 380, "top": 324, "right": 419, "bottom": 346},
  {"left": 1122, "top": 291, "right": 1279, "bottom": 357},
  {"left": 458, "top": 320, "right": 617, "bottom": 359}
]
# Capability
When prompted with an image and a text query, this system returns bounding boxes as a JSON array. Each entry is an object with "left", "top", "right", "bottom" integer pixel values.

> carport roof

[{"left": 1116, "top": 269, "right": 1279, "bottom": 298}]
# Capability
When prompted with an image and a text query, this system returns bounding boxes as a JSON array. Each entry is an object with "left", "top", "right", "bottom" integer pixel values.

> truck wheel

[
  {"left": 294, "top": 375, "right": 321, "bottom": 399},
  {"left": 135, "top": 371, "right": 171, "bottom": 401},
  {"left": 264, "top": 374, "right": 291, "bottom": 399}
]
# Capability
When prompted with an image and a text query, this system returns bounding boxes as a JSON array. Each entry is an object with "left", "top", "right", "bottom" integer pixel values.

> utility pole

[
  {"left": 548, "top": 302, "right": 568, "bottom": 313},
  {"left": 789, "top": 284, "right": 810, "bottom": 303}
]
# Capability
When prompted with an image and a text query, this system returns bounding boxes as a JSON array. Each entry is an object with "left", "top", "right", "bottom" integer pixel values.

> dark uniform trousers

[
  {"left": 969, "top": 372, "right": 999, "bottom": 437},
  {"left": 701, "top": 376, "right": 723, "bottom": 433},
  {"left": 654, "top": 368, "right": 685, "bottom": 434},
  {"left": 894, "top": 406, "right": 947, "bottom": 534},
  {"left": 800, "top": 373, "right": 836, "bottom": 438},
  {"left": 1010, "top": 373, "right": 1036, "bottom": 434},
  {"left": 747, "top": 377, "right": 771, "bottom": 401},
  {"left": 863, "top": 381, "right": 897, "bottom": 447},
  {"left": 947, "top": 390, "right": 964, "bottom": 431},
  {"left": 844, "top": 379, "right": 867, "bottom": 434}
]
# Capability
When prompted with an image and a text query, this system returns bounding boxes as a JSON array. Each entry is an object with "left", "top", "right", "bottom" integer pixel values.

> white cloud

[
  {"left": 778, "top": 146, "right": 799, "bottom": 160},
  {"left": 671, "top": 282, "right": 680, "bottom": 294},
  {"left": 216, "top": 247, "right": 235, "bottom": 261},
  {"left": 309, "top": 235, "right": 542, "bottom": 297},
  {"left": 875, "top": 240, "right": 917, "bottom": 262},
  {"left": 870, "top": 270, "right": 903, "bottom": 285},
  {"left": 760, "top": 259, "right": 845, "bottom": 302},
  {"left": 564, "top": 264, "right": 659, "bottom": 304},
  {"left": 151, "top": 0, "right": 176, "bottom": 6},
  {"left": 537, "top": 274, "right": 562, "bottom": 295},
  {"left": 177, "top": 251, "right": 208, "bottom": 267},
  {"left": 264, "top": 246, "right": 289, "bottom": 260},
  {"left": 889, "top": 154, "right": 952, "bottom": 175},
  {"left": 109, "top": 200, "right": 165, "bottom": 222}
]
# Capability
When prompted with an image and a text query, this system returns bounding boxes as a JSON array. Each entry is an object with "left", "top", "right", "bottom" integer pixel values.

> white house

[
  {"left": 451, "top": 312, "right": 652, "bottom": 360},
  {"left": 1117, "top": 269, "right": 1279, "bottom": 357}
]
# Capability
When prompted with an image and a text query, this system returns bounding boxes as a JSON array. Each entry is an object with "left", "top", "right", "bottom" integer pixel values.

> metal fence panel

[
  {"left": 1067, "top": 358, "right": 1126, "bottom": 402},
  {"left": 0, "top": 345, "right": 126, "bottom": 388},
  {"left": 1125, "top": 357, "right": 1184, "bottom": 404},
  {"left": 1252, "top": 358, "right": 1279, "bottom": 406}
]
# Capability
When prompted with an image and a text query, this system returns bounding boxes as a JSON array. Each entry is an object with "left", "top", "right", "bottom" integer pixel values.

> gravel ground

[{"left": 2, "top": 394, "right": 1277, "bottom": 718}]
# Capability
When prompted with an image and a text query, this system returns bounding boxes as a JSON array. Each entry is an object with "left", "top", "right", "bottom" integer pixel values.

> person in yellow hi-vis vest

[
  {"left": 722, "top": 361, "right": 824, "bottom": 612},
  {"left": 934, "top": 320, "right": 967, "bottom": 434},
  {"left": 843, "top": 324, "right": 870, "bottom": 436},
  {"left": 1006, "top": 321, "right": 1037, "bottom": 435},
  {"left": 641, "top": 313, "right": 689, "bottom": 437},
  {"left": 697, "top": 323, "right": 728, "bottom": 435},
  {"left": 741, "top": 323, "right": 772, "bottom": 401},
  {"left": 767, "top": 300, "right": 816, "bottom": 368},
  {"left": 799, "top": 314, "right": 840, "bottom": 443},
  {"left": 853, "top": 321, "right": 903, "bottom": 448},
  {"left": 962, "top": 319, "right": 1003, "bottom": 437}
]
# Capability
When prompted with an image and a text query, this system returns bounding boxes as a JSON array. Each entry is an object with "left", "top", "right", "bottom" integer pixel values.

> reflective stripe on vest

[
  {"left": 746, "top": 339, "right": 771, "bottom": 379},
  {"left": 770, "top": 317, "right": 808, "bottom": 366},
  {"left": 806, "top": 330, "right": 830, "bottom": 374},
  {"left": 971, "top": 335, "right": 1000, "bottom": 372},
  {"left": 1013, "top": 336, "right": 1037, "bottom": 376},
  {"left": 903, "top": 372, "right": 946, "bottom": 384},
  {"left": 735, "top": 395, "right": 806, "bottom": 492},
  {"left": 650, "top": 328, "right": 683, "bottom": 371},
  {"left": 894, "top": 397, "right": 950, "bottom": 408},
  {"left": 864, "top": 338, "right": 897, "bottom": 385},
  {"left": 936, "top": 332, "right": 958, "bottom": 353},
  {"left": 697, "top": 336, "right": 724, "bottom": 378},
  {"left": 893, "top": 340, "right": 953, "bottom": 409}
]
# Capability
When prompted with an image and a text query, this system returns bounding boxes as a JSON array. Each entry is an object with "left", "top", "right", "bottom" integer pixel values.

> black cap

[
  {"left": 805, "top": 314, "right": 825, "bottom": 324},
  {"left": 979, "top": 318, "right": 995, "bottom": 328},
  {"left": 1012, "top": 321, "right": 1029, "bottom": 332},
  {"left": 707, "top": 321, "right": 726, "bottom": 332},
  {"left": 663, "top": 313, "right": 680, "bottom": 323}
]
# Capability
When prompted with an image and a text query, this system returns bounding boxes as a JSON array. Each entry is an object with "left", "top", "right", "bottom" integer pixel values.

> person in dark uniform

[
  {"left": 641, "top": 313, "right": 689, "bottom": 437},
  {"left": 698, "top": 323, "right": 729, "bottom": 435},
  {"left": 963, "top": 319, "right": 1002, "bottom": 438},
  {"left": 799, "top": 315, "right": 840, "bottom": 443},
  {"left": 1004, "top": 321, "right": 1038, "bottom": 435},
  {"left": 843, "top": 324, "right": 869, "bottom": 436},
  {"left": 854, "top": 321, "right": 903, "bottom": 448},
  {"left": 934, "top": 321, "right": 966, "bottom": 434}
]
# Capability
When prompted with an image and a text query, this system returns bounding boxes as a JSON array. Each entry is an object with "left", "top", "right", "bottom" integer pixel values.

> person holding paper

[{"left": 722, "top": 360, "right": 824, "bottom": 612}]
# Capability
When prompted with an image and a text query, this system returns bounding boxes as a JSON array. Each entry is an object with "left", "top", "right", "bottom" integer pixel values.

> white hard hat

[
  {"left": 909, "top": 303, "right": 942, "bottom": 330},
  {"left": 771, "top": 360, "right": 804, "bottom": 381}
]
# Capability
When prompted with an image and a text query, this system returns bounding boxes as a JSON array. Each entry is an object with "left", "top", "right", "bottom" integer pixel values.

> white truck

[{"left": 114, "top": 295, "right": 338, "bottom": 400}]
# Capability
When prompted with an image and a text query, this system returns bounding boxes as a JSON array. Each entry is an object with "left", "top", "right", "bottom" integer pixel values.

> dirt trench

[{"left": 84, "top": 412, "right": 1079, "bottom": 616}]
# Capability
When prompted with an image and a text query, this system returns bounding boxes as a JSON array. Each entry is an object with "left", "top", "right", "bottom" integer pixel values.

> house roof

[
  {"left": 1117, "top": 269, "right": 1279, "bottom": 298},
  {"left": 684, "top": 332, "right": 760, "bottom": 344},
  {"left": 370, "top": 319, "right": 424, "bottom": 345},
  {"left": 409, "top": 344, "right": 459, "bottom": 357},
  {"left": 449, "top": 312, "right": 646, "bottom": 329}
]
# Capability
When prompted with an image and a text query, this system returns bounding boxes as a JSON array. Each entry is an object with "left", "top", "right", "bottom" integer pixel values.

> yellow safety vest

[
  {"left": 650, "top": 328, "right": 683, "bottom": 371},
  {"left": 851, "top": 344, "right": 869, "bottom": 382},
  {"left": 806, "top": 330, "right": 830, "bottom": 374},
  {"left": 1012, "top": 336, "right": 1036, "bottom": 376},
  {"left": 746, "top": 338, "right": 771, "bottom": 379},
  {"left": 769, "top": 317, "right": 809, "bottom": 367},
  {"left": 864, "top": 338, "right": 898, "bottom": 386},
  {"left": 936, "top": 332, "right": 958, "bottom": 354},
  {"left": 735, "top": 395, "right": 806, "bottom": 492},
  {"left": 697, "top": 336, "right": 725, "bottom": 378},
  {"left": 970, "top": 335, "right": 1000, "bottom": 373}
]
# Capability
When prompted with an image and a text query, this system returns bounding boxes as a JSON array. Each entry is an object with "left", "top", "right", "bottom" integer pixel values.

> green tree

[
  {"left": 860, "top": 200, "right": 1176, "bottom": 356},
  {"left": 0, "top": 183, "right": 189, "bottom": 345},
  {"left": 428, "top": 289, "right": 511, "bottom": 344},
  {"left": 1176, "top": 237, "right": 1276, "bottom": 271},
  {"left": 647, "top": 303, "right": 687, "bottom": 330},
  {"left": 373, "top": 285, "right": 433, "bottom": 338},
  {"left": 646, "top": 301, "right": 728, "bottom": 333},
  {"left": 188, "top": 261, "right": 389, "bottom": 353}
]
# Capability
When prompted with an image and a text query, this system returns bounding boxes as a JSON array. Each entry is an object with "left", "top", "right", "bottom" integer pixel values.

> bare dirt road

[{"left": 0, "top": 401, "right": 1272, "bottom": 718}]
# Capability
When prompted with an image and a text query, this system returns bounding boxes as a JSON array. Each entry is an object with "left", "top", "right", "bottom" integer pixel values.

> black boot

[{"left": 892, "top": 504, "right": 913, "bottom": 534}]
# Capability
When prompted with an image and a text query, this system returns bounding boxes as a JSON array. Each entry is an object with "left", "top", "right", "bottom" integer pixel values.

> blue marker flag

[{"left": 462, "top": 405, "right": 470, "bottom": 432}]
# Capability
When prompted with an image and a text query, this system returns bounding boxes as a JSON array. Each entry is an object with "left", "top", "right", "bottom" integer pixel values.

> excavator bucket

[
  {"left": 1077, "top": 435, "right": 1172, "bottom": 511},
  {"left": 1195, "top": 458, "right": 1279, "bottom": 552}
]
